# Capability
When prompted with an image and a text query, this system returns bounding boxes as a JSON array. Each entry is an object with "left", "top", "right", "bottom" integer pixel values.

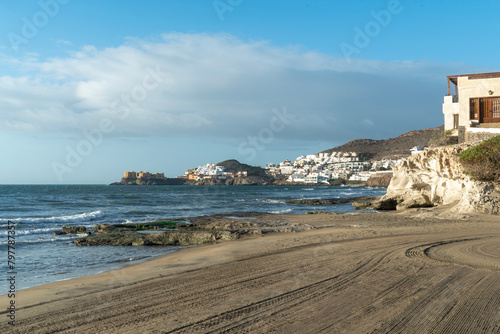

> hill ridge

[{"left": 321, "top": 126, "right": 443, "bottom": 160}]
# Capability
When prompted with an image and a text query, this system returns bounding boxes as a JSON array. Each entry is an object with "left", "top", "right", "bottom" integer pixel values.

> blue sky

[{"left": 1, "top": 0, "right": 499, "bottom": 184}]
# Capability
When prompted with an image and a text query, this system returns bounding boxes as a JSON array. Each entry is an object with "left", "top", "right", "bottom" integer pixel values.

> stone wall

[
  {"left": 466, "top": 131, "right": 500, "bottom": 143},
  {"left": 458, "top": 126, "right": 466, "bottom": 143}
]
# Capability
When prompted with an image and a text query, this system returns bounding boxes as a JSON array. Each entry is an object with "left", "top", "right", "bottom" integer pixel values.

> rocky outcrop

[
  {"left": 53, "top": 226, "right": 90, "bottom": 236},
  {"left": 62, "top": 226, "right": 87, "bottom": 234},
  {"left": 286, "top": 196, "right": 379, "bottom": 205},
  {"left": 184, "top": 175, "right": 273, "bottom": 186},
  {"left": 375, "top": 144, "right": 500, "bottom": 214},
  {"left": 74, "top": 213, "right": 314, "bottom": 246},
  {"left": 112, "top": 177, "right": 187, "bottom": 186},
  {"left": 228, "top": 176, "right": 272, "bottom": 185},
  {"left": 366, "top": 172, "right": 393, "bottom": 188},
  {"left": 73, "top": 230, "right": 237, "bottom": 246},
  {"left": 93, "top": 224, "right": 117, "bottom": 233}
]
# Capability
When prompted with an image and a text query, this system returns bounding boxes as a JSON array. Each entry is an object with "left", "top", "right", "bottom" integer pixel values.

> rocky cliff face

[
  {"left": 377, "top": 144, "right": 500, "bottom": 214},
  {"left": 366, "top": 172, "right": 393, "bottom": 188}
]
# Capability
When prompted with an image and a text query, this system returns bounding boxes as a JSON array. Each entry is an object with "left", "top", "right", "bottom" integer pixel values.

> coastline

[{"left": 3, "top": 210, "right": 500, "bottom": 333}]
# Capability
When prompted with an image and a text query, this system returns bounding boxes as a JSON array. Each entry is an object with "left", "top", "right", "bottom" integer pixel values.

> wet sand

[{"left": 2, "top": 210, "right": 500, "bottom": 333}]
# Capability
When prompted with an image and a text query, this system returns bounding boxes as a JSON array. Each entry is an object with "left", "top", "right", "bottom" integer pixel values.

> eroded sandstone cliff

[{"left": 376, "top": 144, "right": 500, "bottom": 214}]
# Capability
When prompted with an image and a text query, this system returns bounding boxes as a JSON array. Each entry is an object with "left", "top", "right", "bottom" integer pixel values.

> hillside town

[
  {"left": 179, "top": 150, "right": 407, "bottom": 185},
  {"left": 181, "top": 164, "right": 248, "bottom": 180},
  {"left": 263, "top": 151, "right": 400, "bottom": 184}
]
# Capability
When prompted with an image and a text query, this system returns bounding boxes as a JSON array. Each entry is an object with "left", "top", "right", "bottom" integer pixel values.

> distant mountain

[{"left": 321, "top": 126, "right": 444, "bottom": 160}]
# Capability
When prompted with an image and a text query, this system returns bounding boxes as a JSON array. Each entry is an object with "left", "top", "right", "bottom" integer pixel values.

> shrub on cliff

[
  {"left": 427, "top": 130, "right": 458, "bottom": 147},
  {"left": 459, "top": 136, "right": 500, "bottom": 182}
]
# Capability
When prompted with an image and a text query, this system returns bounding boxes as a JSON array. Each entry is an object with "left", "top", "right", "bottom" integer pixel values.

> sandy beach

[{"left": 2, "top": 209, "right": 500, "bottom": 333}]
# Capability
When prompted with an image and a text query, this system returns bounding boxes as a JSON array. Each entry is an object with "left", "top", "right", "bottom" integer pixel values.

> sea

[{"left": 0, "top": 184, "right": 386, "bottom": 291}]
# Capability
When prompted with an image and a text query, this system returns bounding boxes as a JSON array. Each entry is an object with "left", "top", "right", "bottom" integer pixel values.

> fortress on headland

[
  {"left": 123, "top": 171, "right": 166, "bottom": 180},
  {"left": 111, "top": 171, "right": 187, "bottom": 186}
]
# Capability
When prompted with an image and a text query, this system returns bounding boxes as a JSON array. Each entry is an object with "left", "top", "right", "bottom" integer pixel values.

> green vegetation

[
  {"left": 346, "top": 180, "right": 365, "bottom": 185},
  {"left": 328, "top": 179, "right": 345, "bottom": 186},
  {"left": 459, "top": 136, "right": 500, "bottom": 182},
  {"left": 428, "top": 130, "right": 458, "bottom": 147},
  {"left": 357, "top": 153, "right": 374, "bottom": 162}
]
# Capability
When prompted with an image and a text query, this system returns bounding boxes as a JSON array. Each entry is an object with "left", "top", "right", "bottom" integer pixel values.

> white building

[
  {"left": 195, "top": 163, "right": 226, "bottom": 176},
  {"left": 280, "top": 165, "right": 294, "bottom": 175},
  {"left": 287, "top": 174, "right": 306, "bottom": 183},
  {"left": 410, "top": 146, "right": 426, "bottom": 155},
  {"left": 443, "top": 72, "right": 500, "bottom": 141},
  {"left": 349, "top": 171, "right": 373, "bottom": 182}
]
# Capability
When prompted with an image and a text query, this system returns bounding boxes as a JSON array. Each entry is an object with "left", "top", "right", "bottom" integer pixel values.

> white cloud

[
  {"left": 361, "top": 119, "right": 375, "bottom": 127},
  {"left": 0, "top": 33, "right": 466, "bottom": 142},
  {"left": 56, "top": 39, "right": 73, "bottom": 46}
]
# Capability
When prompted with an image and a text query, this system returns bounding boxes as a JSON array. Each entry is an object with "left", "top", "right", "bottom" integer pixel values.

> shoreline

[
  {"left": 3, "top": 210, "right": 500, "bottom": 332},
  {"left": 14, "top": 247, "right": 183, "bottom": 292}
]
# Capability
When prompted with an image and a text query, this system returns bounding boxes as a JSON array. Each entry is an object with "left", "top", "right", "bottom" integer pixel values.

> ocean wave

[
  {"left": 0, "top": 211, "right": 104, "bottom": 224},
  {"left": 256, "top": 198, "right": 285, "bottom": 204},
  {"left": 0, "top": 227, "right": 56, "bottom": 236},
  {"left": 0, "top": 235, "right": 77, "bottom": 246},
  {"left": 270, "top": 208, "right": 293, "bottom": 214}
]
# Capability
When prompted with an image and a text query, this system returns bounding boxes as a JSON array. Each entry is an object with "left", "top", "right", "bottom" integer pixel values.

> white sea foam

[
  {"left": 339, "top": 192, "right": 356, "bottom": 196},
  {"left": 0, "top": 235, "right": 76, "bottom": 246},
  {"left": 256, "top": 199, "right": 285, "bottom": 204},
  {"left": 0, "top": 227, "right": 57, "bottom": 236},
  {"left": 270, "top": 208, "right": 293, "bottom": 214},
  {"left": 0, "top": 210, "right": 104, "bottom": 224}
]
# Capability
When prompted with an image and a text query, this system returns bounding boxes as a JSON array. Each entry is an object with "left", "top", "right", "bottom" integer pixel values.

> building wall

[
  {"left": 124, "top": 171, "right": 137, "bottom": 178},
  {"left": 457, "top": 76, "right": 500, "bottom": 128},
  {"left": 138, "top": 172, "right": 152, "bottom": 178},
  {"left": 442, "top": 95, "right": 459, "bottom": 131}
]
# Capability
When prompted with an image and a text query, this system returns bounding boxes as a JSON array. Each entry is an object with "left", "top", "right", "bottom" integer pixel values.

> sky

[{"left": 1, "top": 0, "right": 499, "bottom": 184}]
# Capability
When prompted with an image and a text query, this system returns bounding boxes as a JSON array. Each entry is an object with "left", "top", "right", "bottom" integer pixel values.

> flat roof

[{"left": 447, "top": 72, "right": 500, "bottom": 86}]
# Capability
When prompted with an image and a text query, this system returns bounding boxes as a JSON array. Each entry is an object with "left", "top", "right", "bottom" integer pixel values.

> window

[
  {"left": 470, "top": 98, "right": 478, "bottom": 120},
  {"left": 493, "top": 98, "right": 500, "bottom": 119},
  {"left": 453, "top": 114, "right": 459, "bottom": 129}
]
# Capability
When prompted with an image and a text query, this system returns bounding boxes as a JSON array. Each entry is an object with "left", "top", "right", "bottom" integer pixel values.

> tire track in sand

[{"left": 165, "top": 250, "right": 394, "bottom": 333}]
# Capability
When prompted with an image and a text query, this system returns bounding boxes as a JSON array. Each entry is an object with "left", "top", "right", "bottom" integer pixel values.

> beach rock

[
  {"left": 371, "top": 197, "right": 399, "bottom": 210},
  {"left": 396, "top": 193, "right": 433, "bottom": 210},
  {"left": 147, "top": 231, "right": 237, "bottom": 246},
  {"left": 62, "top": 226, "right": 87, "bottom": 234},
  {"left": 379, "top": 144, "right": 500, "bottom": 214},
  {"left": 74, "top": 213, "right": 315, "bottom": 246},
  {"left": 52, "top": 231, "right": 67, "bottom": 235},
  {"left": 287, "top": 196, "right": 378, "bottom": 205},
  {"left": 352, "top": 196, "right": 385, "bottom": 210},
  {"left": 93, "top": 224, "right": 117, "bottom": 233},
  {"left": 74, "top": 230, "right": 239, "bottom": 246},
  {"left": 74, "top": 232, "right": 146, "bottom": 246}
]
